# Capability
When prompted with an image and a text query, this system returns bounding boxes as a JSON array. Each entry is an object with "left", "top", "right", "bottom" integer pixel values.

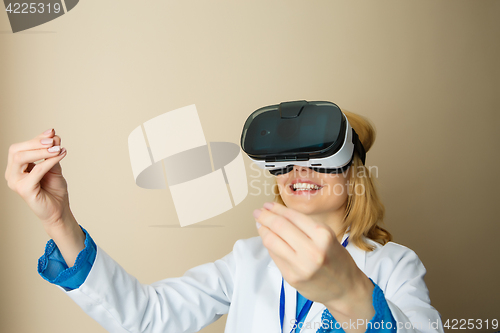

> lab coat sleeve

[
  {"left": 380, "top": 244, "right": 444, "bottom": 333},
  {"left": 57, "top": 241, "right": 236, "bottom": 333}
]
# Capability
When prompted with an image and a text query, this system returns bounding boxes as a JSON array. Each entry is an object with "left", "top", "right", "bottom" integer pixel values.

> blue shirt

[
  {"left": 297, "top": 283, "right": 397, "bottom": 333},
  {"left": 38, "top": 225, "right": 96, "bottom": 291},
  {"left": 38, "top": 228, "right": 396, "bottom": 332}
]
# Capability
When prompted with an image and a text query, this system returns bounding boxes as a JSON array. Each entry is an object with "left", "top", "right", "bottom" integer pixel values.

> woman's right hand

[{"left": 5, "top": 128, "right": 71, "bottom": 233}]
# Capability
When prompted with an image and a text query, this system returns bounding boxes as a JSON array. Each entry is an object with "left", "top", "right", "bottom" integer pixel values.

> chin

[
  {"left": 282, "top": 193, "right": 347, "bottom": 216},
  {"left": 283, "top": 197, "right": 322, "bottom": 214}
]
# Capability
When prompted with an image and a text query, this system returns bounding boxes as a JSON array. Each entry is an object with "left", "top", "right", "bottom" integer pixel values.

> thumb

[
  {"left": 49, "top": 159, "right": 63, "bottom": 175},
  {"left": 28, "top": 148, "right": 67, "bottom": 185}
]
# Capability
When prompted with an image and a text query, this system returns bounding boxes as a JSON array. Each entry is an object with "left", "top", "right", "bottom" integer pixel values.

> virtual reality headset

[{"left": 240, "top": 100, "right": 366, "bottom": 175}]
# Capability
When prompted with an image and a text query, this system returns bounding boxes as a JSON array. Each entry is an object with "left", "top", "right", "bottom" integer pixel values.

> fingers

[
  {"left": 10, "top": 138, "right": 64, "bottom": 175},
  {"left": 9, "top": 128, "right": 57, "bottom": 154},
  {"left": 256, "top": 220, "right": 296, "bottom": 262},
  {"left": 5, "top": 129, "right": 65, "bottom": 188},
  {"left": 20, "top": 147, "right": 64, "bottom": 171},
  {"left": 26, "top": 149, "right": 67, "bottom": 186},
  {"left": 255, "top": 202, "right": 339, "bottom": 264},
  {"left": 255, "top": 207, "right": 305, "bottom": 252},
  {"left": 262, "top": 202, "right": 320, "bottom": 240},
  {"left": 8, "top": 130, "right": 61, "bottom": 168}
]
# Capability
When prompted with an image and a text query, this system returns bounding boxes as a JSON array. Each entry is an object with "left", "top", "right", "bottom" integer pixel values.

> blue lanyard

[{"left": 280, "top": 237, "right": 349, "bottom": 333}]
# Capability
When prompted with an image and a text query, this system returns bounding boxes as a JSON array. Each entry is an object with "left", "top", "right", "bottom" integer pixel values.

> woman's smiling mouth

[{"left": 288, "top": 179, "right": 324, "bottom": 195}]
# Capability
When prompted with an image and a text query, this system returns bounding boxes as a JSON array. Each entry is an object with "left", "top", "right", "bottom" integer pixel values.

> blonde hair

[{"left": 272, "top": 109, "right": 392, "bottom": 251}]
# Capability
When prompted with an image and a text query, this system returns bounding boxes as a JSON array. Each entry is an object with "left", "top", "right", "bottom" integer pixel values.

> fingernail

[
  {"left": 253, "top": 209, "right": 262, "bottom": 219},
  {"left": 48, "top": 146, "right": 61, "bottom": 153},
  {"left": 263, "top": 202, "right": 274, "bottom": 210},
  {"left": 41, "top": 138, "right": 53, "bottom": 145},
  {"left": 60, "top": 147, "right": 66, "bottom": 155},
  {"left": 44, "top": 128, "right": 53, "bottom": 135},
  {"left": 256, "top": 221, "right": 261, "bottom": 229}
]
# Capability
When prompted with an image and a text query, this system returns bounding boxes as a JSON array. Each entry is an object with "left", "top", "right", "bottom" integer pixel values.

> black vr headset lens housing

[
  {"left": 240, "top": 100, "right": 366, "bottom": 176},
  {"left": 241, "top": 101, "right": 343, "bottom": 156}
]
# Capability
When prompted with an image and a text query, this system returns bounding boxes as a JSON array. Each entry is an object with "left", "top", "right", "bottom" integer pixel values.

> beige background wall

[{"left": 1, "top": 1, "right": 499, "bottom": 332}]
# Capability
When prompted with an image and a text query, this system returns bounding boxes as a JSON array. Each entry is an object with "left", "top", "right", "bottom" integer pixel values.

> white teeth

[{"left": 292, "top": 183, "right": 321, "bottom": 190}]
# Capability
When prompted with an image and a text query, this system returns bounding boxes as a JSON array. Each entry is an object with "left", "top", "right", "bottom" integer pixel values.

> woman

[{"left": 4, "top": 109, "right": 443, "bottom": 333}]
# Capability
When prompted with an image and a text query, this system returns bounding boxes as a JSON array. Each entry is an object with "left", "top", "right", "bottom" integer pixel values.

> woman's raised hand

[
  {"left": 5, "top": 129, "right": 71, "bottom": 233},
  {"left": 253, "top": 202, "right": 375, "bottom": 333},
  {"left": 6, "top": 128, "right": 85, "bottom": 267}
]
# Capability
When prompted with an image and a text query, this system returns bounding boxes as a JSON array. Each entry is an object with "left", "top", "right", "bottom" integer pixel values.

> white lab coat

[{"left": 58, "top": 234, "right": 444, "bottom": 333}]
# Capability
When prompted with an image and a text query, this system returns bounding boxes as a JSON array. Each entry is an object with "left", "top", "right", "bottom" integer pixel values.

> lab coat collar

[{"left": 267, "top": 232, "right": 367, "bottom": 332}]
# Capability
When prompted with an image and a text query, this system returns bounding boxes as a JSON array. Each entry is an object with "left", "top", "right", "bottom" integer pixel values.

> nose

[{"left": 293, "top": 165, "right": 311, "bottom": 174}]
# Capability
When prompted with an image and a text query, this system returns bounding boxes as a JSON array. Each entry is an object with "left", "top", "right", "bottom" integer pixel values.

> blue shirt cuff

[
  {"left": 365, "top": 278, "right": 397, "bottom": 332},
  {"left": 317, "top": 278, "right": 397, "bottom": 332},
  {"left": 37, "top": 225, "right": 96, "bottom": 291}
]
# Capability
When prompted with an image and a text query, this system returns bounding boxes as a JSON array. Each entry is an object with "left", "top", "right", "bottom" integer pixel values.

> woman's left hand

[{"left": 254, "top": 201, "right": 370, "bottom": 308}]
